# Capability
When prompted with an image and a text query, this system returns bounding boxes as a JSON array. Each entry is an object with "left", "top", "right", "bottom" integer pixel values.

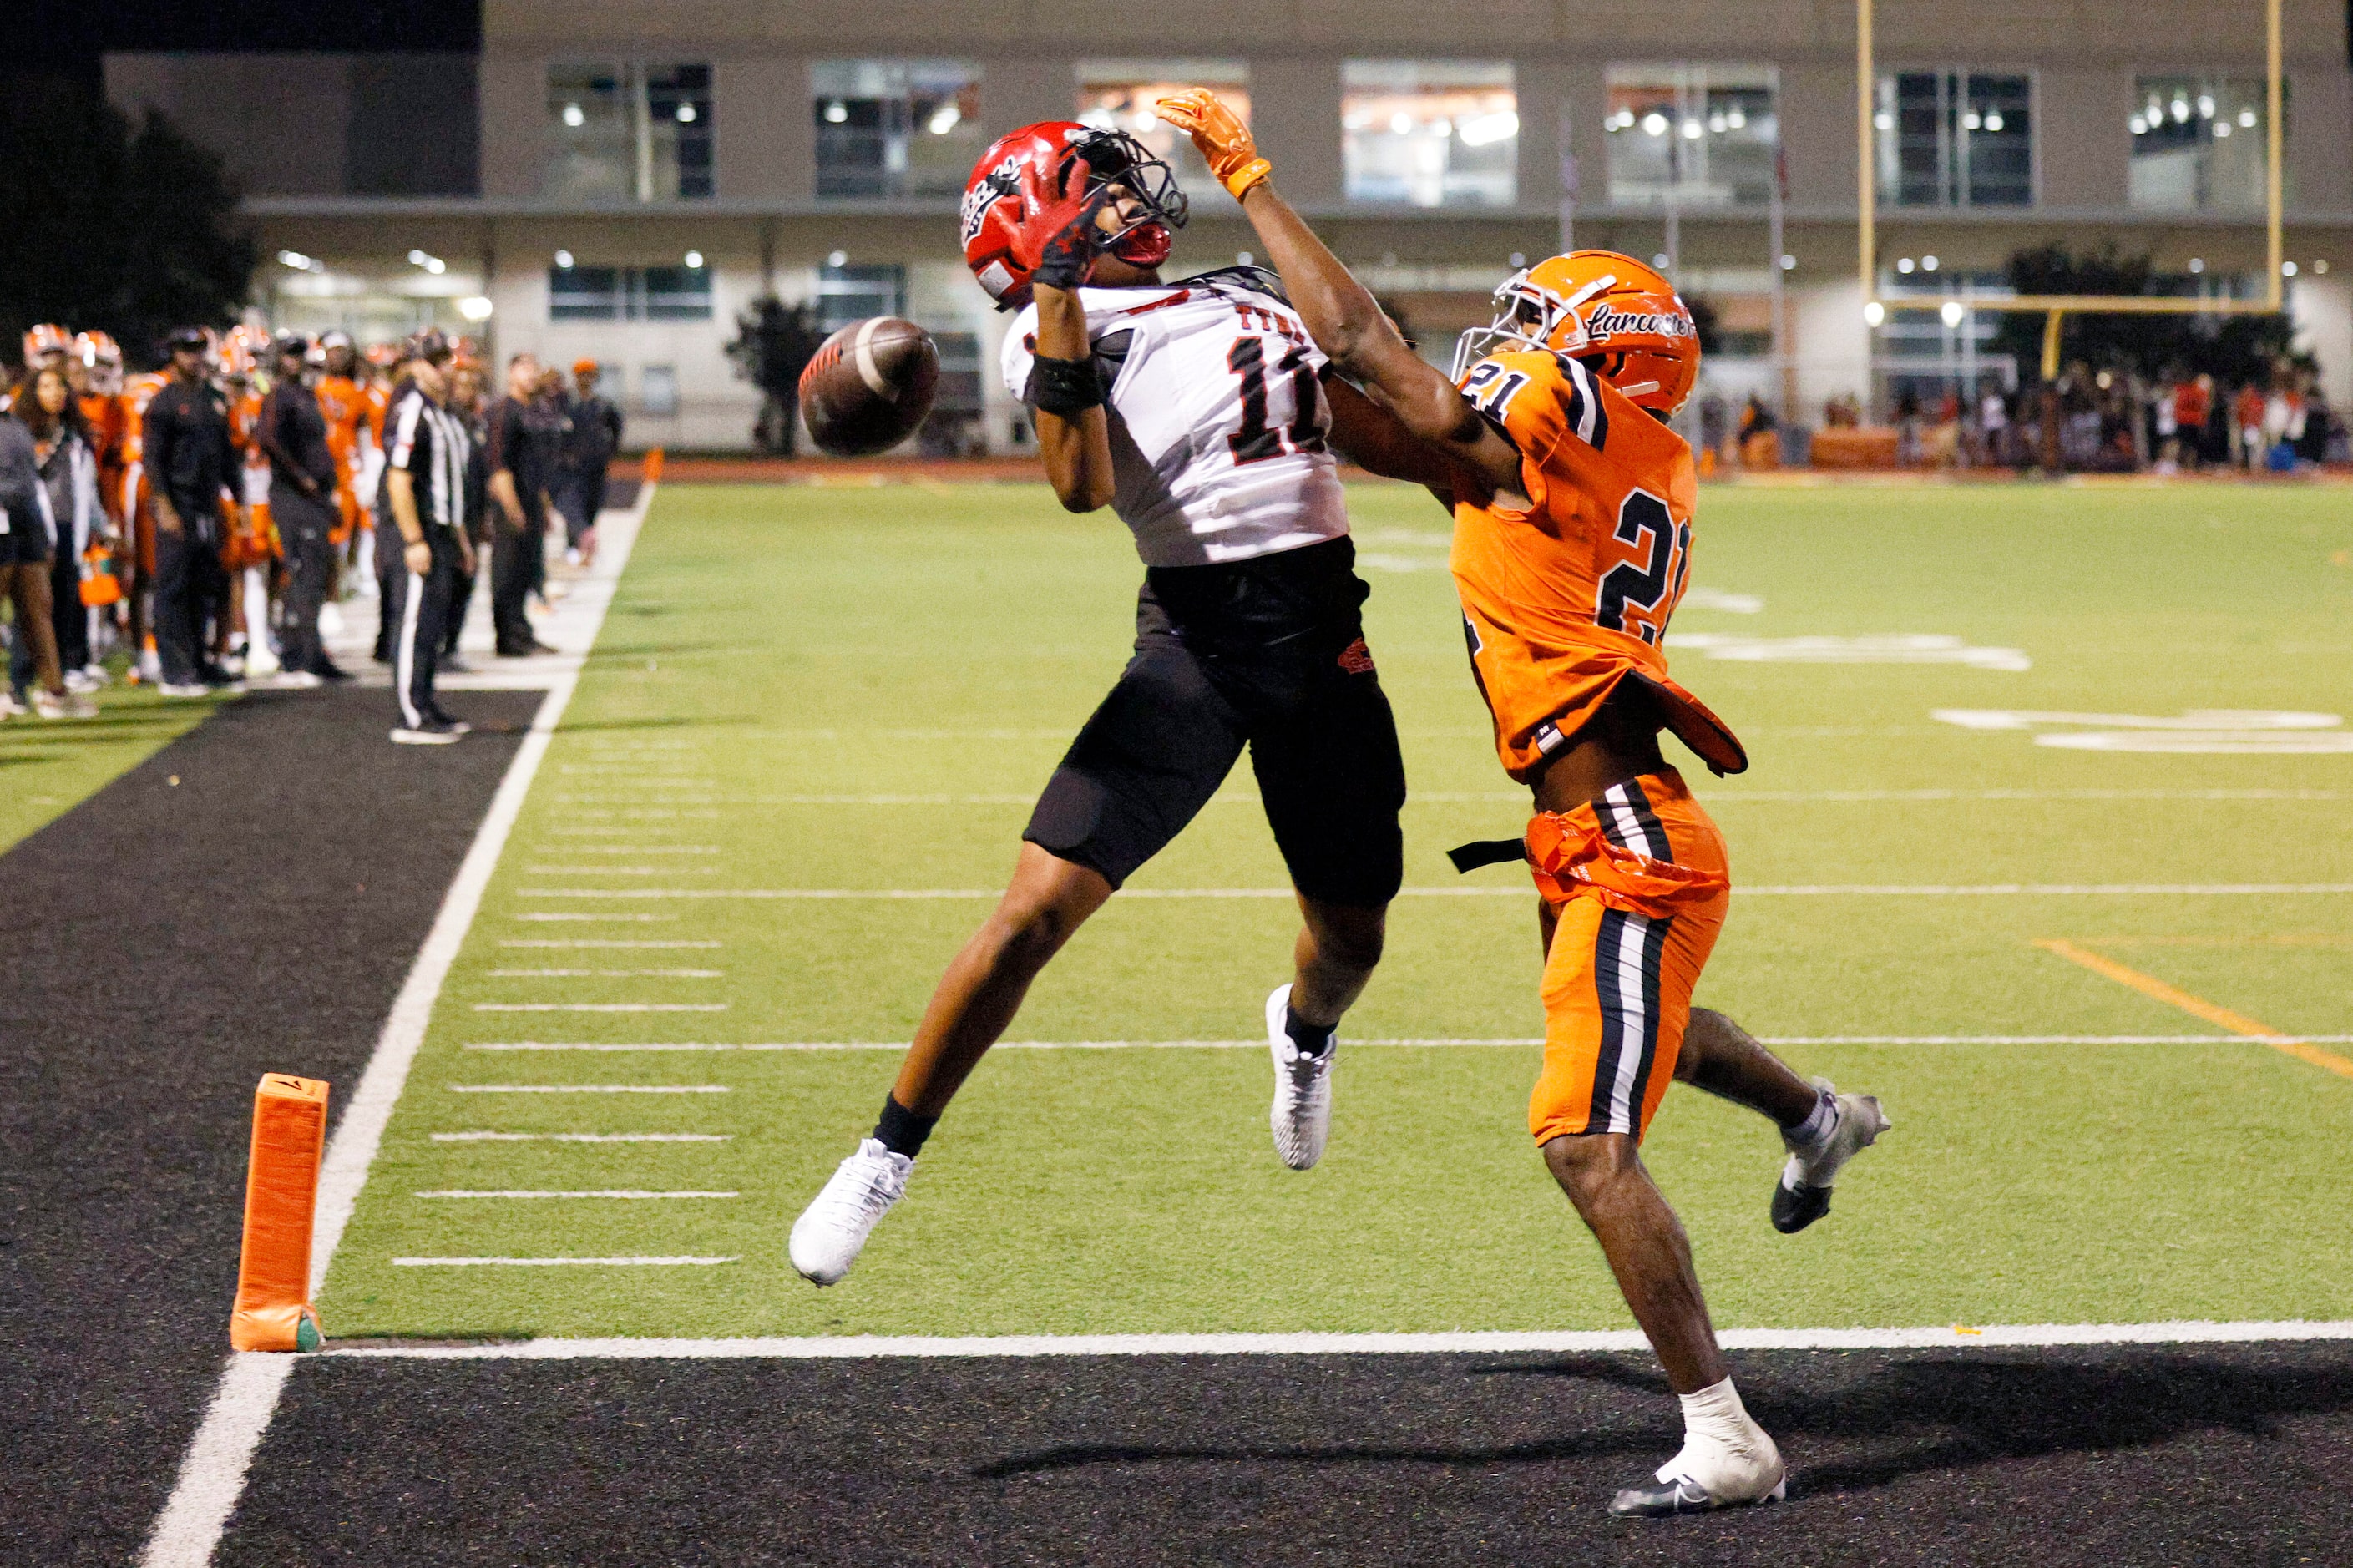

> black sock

[
  {"left": 1284, "top": 1004, "right": 1337, "bottom": 1059},
  {"left": 873, "top": 1095, "right": 938, "bottom": 1159}
]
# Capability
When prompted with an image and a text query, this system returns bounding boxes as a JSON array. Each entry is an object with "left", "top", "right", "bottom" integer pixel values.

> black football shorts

[{"left": 1023, "top": 537, "right": 1407, "bottom": 907}]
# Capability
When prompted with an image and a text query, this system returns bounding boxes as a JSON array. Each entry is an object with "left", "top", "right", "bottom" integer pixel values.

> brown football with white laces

[{"left": 797, "top": 317, "right": 939, "bottom": 456}]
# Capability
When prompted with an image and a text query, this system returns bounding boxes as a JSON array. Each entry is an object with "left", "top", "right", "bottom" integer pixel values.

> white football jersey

[{"left": 1002, "top": 271, "right": 1349, "bottom": 569}]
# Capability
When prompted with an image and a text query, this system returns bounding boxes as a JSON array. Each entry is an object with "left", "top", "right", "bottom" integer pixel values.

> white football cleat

[
  {"left": 1773, "top": 1078, "right": 1891, "bottom": 1233},
  {"left": 790, "top": 1137, "right": 913, "bottom": 1286},
  {"left": 1265, "top": 983, "right": 1334, "bottom": 1171},
  {"left": 1610, "top": 1424, "right": 1787, "bottom": 1517}
]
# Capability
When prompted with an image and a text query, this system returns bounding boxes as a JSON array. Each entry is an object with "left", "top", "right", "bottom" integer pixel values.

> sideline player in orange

[
  {"left": 1161, "top": 89, "right": 1891, "bottom": 1517},
  {"left": 73, "top": 332, "right": 129, "bottom": 678},
  {"left": 315, "top": 331, "right": 373, "bottom": 597},
  {"left": 119, "top": 362, "right": 171, "bottom": 683},
  {"left": 219, "top": 327, "right": 282, "bottom": 676}
]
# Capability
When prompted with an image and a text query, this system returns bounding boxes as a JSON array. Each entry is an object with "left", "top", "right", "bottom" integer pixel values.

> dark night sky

[{"left": 16, "top": 1, "right": 480, "bottom": 69}]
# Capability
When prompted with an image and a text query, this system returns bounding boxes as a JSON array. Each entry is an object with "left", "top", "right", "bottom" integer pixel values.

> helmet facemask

[
  {"left": 1061, "top": 129, "right": 1188, "bottom": 270},
  {"left": 1450, "top": 267, "right": 1618, "bottom": 382}
]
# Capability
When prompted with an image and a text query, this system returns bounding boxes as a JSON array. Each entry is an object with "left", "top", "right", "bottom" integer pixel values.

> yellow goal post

[{"left": 1857, "top": 0, "right": 2286, "bottom": 380}]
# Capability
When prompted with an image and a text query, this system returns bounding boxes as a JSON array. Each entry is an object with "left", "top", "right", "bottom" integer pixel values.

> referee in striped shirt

[{"left": 382, "top": 332, "right": 476, "bottom": 743}]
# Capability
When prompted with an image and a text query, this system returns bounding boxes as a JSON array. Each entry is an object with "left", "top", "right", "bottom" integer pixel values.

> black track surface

[
  {"left": 217, "top": 1343, "right": 2353, "bottom": 1566},
  {"left": 0, "top": 686, "right": 539, "bottom": 1566}
]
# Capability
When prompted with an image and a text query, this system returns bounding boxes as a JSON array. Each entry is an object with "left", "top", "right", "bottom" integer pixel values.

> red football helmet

[{"left": 959, "top": 121, "right": 1188, "bottom": 308}]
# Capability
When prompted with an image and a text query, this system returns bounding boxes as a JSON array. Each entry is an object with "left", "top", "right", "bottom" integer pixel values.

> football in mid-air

[{"left": 798, "top": 316, "right": 939, "bottom": 456}]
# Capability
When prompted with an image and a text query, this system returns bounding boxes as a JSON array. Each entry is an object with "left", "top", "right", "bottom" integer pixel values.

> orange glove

[{"left": 1156, "top": 89, "right": 1272, "bottom": 200}]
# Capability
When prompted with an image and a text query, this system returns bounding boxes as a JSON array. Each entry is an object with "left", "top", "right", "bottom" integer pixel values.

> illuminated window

[
  {"left": 1343, "top": 61, "right": 1516, "bottom": 208},
  {"left": 2130, "top": 77, "right": 2283, "bottom": 213},
  {"left": 812, "top": 60, "right": 984, "bottom": 199},
  {"left": 1605, "top": 65, "right": 1778, "bottom": 207},
  {"left": 544, "top": 63, "right": 712, "bottom": 201},
  {"left": 1076, "top": 59, "right": 1249, "bottom": 187},
  {"left": 1876, "top": 71, "right": 2032, "bottom": 208},
  {"left": 549, "top": 264, "right": 713, "bottom": 322}
]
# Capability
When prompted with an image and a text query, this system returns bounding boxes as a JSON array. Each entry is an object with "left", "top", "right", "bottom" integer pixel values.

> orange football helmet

[
  {"left": 74, "top": 331, "right": 124, "bottom": 393},
  {"left": 23, "top": 324, "right": 72, "bottom": 366},
  {"left": 1451, "top": 250, "right": 1700, "bottom": 417}
]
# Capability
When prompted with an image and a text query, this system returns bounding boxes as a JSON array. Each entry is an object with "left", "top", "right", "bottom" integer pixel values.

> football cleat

[
  {"left": 790, "top": 1137, "right": 913, "bottom": 1287},
  {"left": 1265, "top": 983, "right": 1334, "bottom": 1171},
  {"left": 1611, "top": 1416, "right": 1786, "bottom": 1518},
  {"left": 1772, "top": 1079, "right": 1890, "bottom": 1234},
  {"left": 1609, "top": 1469, "right": 1787, "bottom": 1518},
  {"left": 390, "top": 720, "right": 463, "bottom": 745}
]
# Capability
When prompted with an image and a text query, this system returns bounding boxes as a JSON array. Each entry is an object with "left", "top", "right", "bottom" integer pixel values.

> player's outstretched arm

[
  {"left": 1029, "top": 174, "right": 1119, "bottom": 513},
  {"left": 1157, "top": 89, "right": 1523, "bottom": 499},
  {"left": 1323, "top": 376, "right": 1460, "bottom": 508}
]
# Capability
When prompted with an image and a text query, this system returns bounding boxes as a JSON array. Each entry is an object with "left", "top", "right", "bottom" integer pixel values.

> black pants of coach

[
  {"left": 489, "top": 513, "right": 540, "bottom": 654},
  {"left": 387, "top": 531, "right": 461, "bottom": 729},
  {"left": 153, "top": 496, "right": 227, "bottom": 685},
  {"left": 271, "top": 481, "right": 335, "bottom": 675}
]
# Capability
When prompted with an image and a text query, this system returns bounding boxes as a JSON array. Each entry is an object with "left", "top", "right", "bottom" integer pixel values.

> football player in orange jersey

[
  {"left": 219, "top": 328, "right": 281, "bottom": 675},
  {"left": 314, "top": 331, "right": 372, "bottom": 554},
  {"left": 119, "top": 365, "right": 170, "bottom": 682},
  {"left": 70, "top": 333, "right": 127, "bottom": 679},
  {"left": 1164, "top": 89, "right": 1890, "bottom": 1517}
]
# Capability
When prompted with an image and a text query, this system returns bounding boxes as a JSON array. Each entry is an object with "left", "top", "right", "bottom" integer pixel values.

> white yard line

[
  {"left": 452, "top": 1034, "right": 2353, "bottom": 1053},
  {"left": 431, "top": 1131, "right": 729, "bottom": 1142},
  {"left": 470, "top": 1002, "right": 729, "bottom": 1013},
  {"left": 140, "top": 483, "right": 657, "bottom": 1568},
  {"left": 512, "top": 883, "right": 2353, "bottom": 900},
  {"left": 448, "top": 1083, "right": 729, "bottom": 1093},
  {"left": 391, "top": 1255, "right": 738, "bottom": 1267},
  {"left": 482, "top": 965, "right": 714, "bottom": 975},
  {"left": 498, "top": 939, "right": 721, "bottom": 948},
  {"left": 316, "top": 1319, "right": 2353, "bottom": 1360},
  {"left": 413, "top": 1190, "right": 738, "bottom": 1199},
  {"left": 523, "top": 867, "right": 722, "bottom": 876},
  {"left": 511, "top": 912, "right": 681, "bottom": 923}
]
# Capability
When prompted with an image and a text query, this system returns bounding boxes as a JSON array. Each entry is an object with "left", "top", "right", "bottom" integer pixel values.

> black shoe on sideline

[{"left": 310, "top": 660, "right": 354, "bottom": 683}]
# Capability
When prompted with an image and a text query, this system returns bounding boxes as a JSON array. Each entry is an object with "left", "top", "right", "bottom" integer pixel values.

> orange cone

[{"left": 228, "top": 1075, "right": 330, "bottom": 1352}]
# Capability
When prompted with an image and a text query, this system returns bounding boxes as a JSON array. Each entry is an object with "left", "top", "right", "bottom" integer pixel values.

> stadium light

[
  {"left": 563, "top": 102, "right": 584, "bottom": 128},
  {"left": 827, "top": 249, "right": 848, "bottom": 268},
  {"left": 276, "top": 250, "right": 319, "bottom": 272},
  {"left": 407, "top": 250, "right": 446, "bottom": 275},
  {"left": 823, "top": 100, "right": 848, "bottom": 124},
  {"left": 458, "top": 296, "right": 495, "bottom": 322},
  {"left": 677, "top": 104, "right": 697, "bottom": 123},
  {"left": 1941, "top": 301, "right": 1966, "bottom": 327},
  {"left": 684, "top": 250, "right": 705, "bottom": 269},
  {"left": 928, "top": 102, "right": 961, "bottom": 135},
  {"left": 554, "top": 249, "right": 574, "bottom": 269},
  {"left": 1864, "top": 301, "right": 1886, "bottom": 326}
]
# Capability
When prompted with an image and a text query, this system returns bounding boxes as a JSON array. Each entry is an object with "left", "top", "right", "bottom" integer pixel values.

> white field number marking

[
  {"left": 1935, "top": 708, "right": 2353, "bottom": 754},
  {"left": 1671, "top": 632, "right": 2029, "bottom": 670}
]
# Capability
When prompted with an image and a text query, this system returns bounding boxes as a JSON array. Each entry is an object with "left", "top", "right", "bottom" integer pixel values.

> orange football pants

[{"left": 1529, "top": 768, "right": 1731, "bottom": 1146}]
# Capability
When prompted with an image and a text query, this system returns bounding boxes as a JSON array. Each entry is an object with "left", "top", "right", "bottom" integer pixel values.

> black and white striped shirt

[{"left": 386, "top": 383, "right": 470, "bottom": 532}]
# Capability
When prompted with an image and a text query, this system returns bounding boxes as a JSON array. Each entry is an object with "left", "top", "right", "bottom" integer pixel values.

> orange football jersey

[
  {"left": 1450, "top": 350, "right": 1745, "bottom": 780},
  {"left": 80, "top": 392, "right": 129, "bottom": 524}
]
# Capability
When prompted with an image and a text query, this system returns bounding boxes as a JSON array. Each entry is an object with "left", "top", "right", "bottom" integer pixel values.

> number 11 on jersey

[{"left": 1227, "top": 336, "right": 1327, "bottom": 464}]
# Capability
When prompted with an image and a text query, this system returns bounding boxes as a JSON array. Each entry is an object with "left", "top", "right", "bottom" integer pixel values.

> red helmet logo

[{"left": 959, "top": 121, "right": 1188, "bottom": 309}]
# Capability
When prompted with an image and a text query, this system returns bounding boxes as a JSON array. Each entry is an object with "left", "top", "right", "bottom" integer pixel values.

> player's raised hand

[
  {"left": 1156, "top": 89, "right": 1271, "bottom": 200},
  {"left": 1028, "top": 164, "right": 1114, "bottom": 291}
]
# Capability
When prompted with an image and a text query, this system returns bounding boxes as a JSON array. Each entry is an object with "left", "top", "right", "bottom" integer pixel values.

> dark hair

[{"left": 11, "top": 365, "right": 86, "bottom": 443}]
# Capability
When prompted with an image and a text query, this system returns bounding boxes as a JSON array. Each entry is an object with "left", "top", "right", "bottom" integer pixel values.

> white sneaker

[
  {"left": 1265, "top": 983, "right": 1334, "bottom": 1171},
  {"left": 318, "top": 602, "right": 347, "bottom": 636},
  {"left": 1610, "top": 1424, "right": 1787, "bottom": 1516},
  {"left": 63, "top": 668, "right": 101, "bottom": 694},
  {"left": 1772, "top": 1078, "right": 1891, "bottom": 1234},
  {"left": 137, "top": 649, "right": 163, "bottom": 684},
  {"left": 159, "top": 681, "right": 212, "bottom": 699},
  {"left": 789, "top": 1137, "right": 913, "bottom": 1286},
  {"left": 79, "top": 663, "right": 111, "bottom": 687},
  {"left": 274, "top": 669, "right": 324, "bottom": 690},
  {"left": 32, "top": 690, "right": 97, "bottom": 720},
  {"left": 0, "top": 690, "right": 23, "bottom": 718}
]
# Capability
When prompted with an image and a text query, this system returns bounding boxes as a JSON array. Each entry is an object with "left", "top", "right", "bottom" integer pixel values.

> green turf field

[
  {"left": 0, "top": 680, "right": 220, "bottom": 854},
  {"left": 320, "top": 478, "right": 2353, "bottom": 1340}
]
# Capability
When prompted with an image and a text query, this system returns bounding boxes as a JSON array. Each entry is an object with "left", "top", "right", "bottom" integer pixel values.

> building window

[
  {"left": 549, "top": 263, "right": 714, "bottom": 321},
  {"left": 1875, "top": 71, "right": 2032, "bottom": 208},
  {"left": 1075, "top": 59, "right": 1249, "bottom": 187},
  {"left": 1605, "top": 65, "right": 1779, "bottom": 207},
  {"left": 2130, "top": 77, "right": 2282, "bottom": 213},
  {"left": 545, "top": 63, "right": 713, "bottom": 201},
  {"left": 1343, "top": 61, "right": 1516, "bottom": 208},
  {"left": 814, "top": 262, "right": 906, "bottom": 334},
  {"left": 812, "top": 60, "right": 984, "bottom": 199}
]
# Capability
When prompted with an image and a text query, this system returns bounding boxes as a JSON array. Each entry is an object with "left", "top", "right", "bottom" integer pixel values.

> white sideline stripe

[
  {"left": 391, "top": 1255, "right": 738, "bottom": 1267},
  {"left": 139, "top": 476, "right": 661, "bottom": 1568},
  {"left": 413, "top": 1189, "right": 738, "bottom": 1199},
  {"left": 432, "top": 1131, "right": 730, "bottom": 1142},
  {"left": 513, "top": 883, "right": 2353, "bottom": 901},
  {"left": 136, "top": 1355, "right": 296, "bottom": 1568},
  {"left": 472, "top": 1002, "right": 728, "bottom": 1012},
  {"left": 317, "top": 1319, "right": 2353, "bottom": 1360},
  {"left": 448, "top": 1083, "right": 729, "bottom": 1093},
  {"left": 453, "top": 1033, "right": 2353, "bottom": 1052},
  {"left": 498, "top": 940, "right": 721, "bottom": 948}
]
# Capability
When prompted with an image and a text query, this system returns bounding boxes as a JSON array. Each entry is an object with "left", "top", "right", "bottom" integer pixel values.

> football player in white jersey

[{"left": 790, "top": 121, "right": 1454, "bottom": 1286}]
